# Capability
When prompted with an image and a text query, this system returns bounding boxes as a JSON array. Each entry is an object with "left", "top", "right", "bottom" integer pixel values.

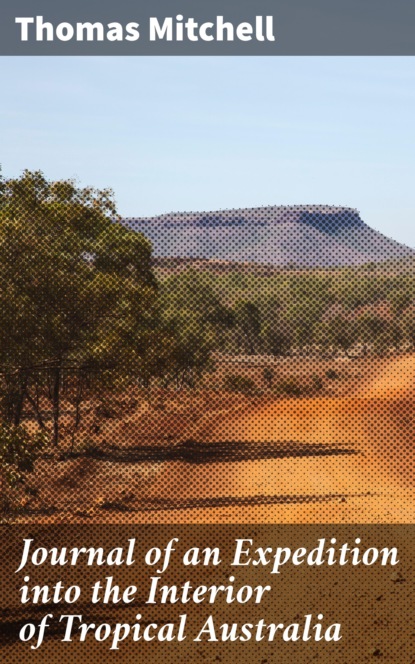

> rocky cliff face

[{"left": 124, "top": 205, "right": 414, "bottom": 267}]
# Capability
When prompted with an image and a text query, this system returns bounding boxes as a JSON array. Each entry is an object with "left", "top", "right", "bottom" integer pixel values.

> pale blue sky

[{"left": 1, "top": 57, "right": 414, "bottom": 245}]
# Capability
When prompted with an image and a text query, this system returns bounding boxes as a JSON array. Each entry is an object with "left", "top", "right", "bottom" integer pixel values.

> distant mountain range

[{"left": 123, "top": 205, "right": 414, "bottom": 267}]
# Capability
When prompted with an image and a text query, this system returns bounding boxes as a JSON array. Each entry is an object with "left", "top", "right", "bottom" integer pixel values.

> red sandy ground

[
  {"left": 7, "top": 354, "right": 415, "bottom": 525},
  {"left": 125, "top": 355, "right": 415, "bottom": 524}
]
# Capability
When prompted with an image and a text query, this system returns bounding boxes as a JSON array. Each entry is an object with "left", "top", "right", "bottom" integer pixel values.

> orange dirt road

[{"left": 138, "top": 355, "right": 415, "bottom": 523}]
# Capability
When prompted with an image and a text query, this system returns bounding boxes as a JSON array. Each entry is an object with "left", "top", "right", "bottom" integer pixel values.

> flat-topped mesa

[
  {"left": 123, "top": 205, "right": 414, "bottom": 267},
  {"left": 126, "top": 205, "right": 363, "bottom": 235}
]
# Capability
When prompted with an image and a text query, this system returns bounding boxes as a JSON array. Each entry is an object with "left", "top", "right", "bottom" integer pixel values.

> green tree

[
  {"left": 159, "top": 271, "right": 221, "bottom": 386},
  {"left": 356, "top": 313, "right": 386, "bottom": 351},
  {"left": 163, "top": 314, "right": 215, "bottom": 388},
  {"left": 0, "top": 170, "right": 159, "bottom": 445},
  {"left": 261, "top": 319, "right": 293, "bottom": 357},
  {"left": 234, "top": 301, "right": 261, "bottom": 355},
  {"left": 327, "top": 315, "right": 357, "bottom": 357}
]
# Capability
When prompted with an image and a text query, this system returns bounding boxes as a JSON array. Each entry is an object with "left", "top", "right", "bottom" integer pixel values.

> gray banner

[{"left": 0, "top": 0, "right": 414, "bottom": 55}]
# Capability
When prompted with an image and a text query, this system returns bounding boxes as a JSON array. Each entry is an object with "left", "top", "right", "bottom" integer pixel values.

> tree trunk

[
  {"left": 71, "top": 374, "right": 84, "bottom": 448},
  {"left": 13, "top": 370, "right": 28, "bottom": 426},
  {"left": 25, "top": 389, "right": 45, "bottom": 429},
  {"left": 52, "top": 368, "right": 61, "bottom": 446}
]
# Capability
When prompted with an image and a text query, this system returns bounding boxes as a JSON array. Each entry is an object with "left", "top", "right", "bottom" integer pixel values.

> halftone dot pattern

[
  {"left": 2, "top": 525, "right": 415, "bottom": 662},
  {"left": 1, "top": 174, "right": 414, "bottom": 525},
  {"left": 1, "top": 171, "right": 415, "bottom": 662}
]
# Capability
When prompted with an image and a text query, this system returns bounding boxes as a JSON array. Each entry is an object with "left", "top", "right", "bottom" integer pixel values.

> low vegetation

[{"left": 159, "top": 268, "right": 415, "bottom": 362}]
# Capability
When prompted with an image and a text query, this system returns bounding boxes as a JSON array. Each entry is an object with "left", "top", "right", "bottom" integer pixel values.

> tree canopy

[{"left": 0, "top": 170, "right": 159, "bottom": 444}]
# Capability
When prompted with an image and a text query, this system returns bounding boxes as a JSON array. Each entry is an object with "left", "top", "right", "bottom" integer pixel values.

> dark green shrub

[
  {"left": 223, "top": 374, "right": 258, "bottom": 395},
  {"left": 0, "top": 424, "right": 47, "bottom": 488},
  {"left": 275, "top": 377, "right": 303, "bottom": 397}
]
